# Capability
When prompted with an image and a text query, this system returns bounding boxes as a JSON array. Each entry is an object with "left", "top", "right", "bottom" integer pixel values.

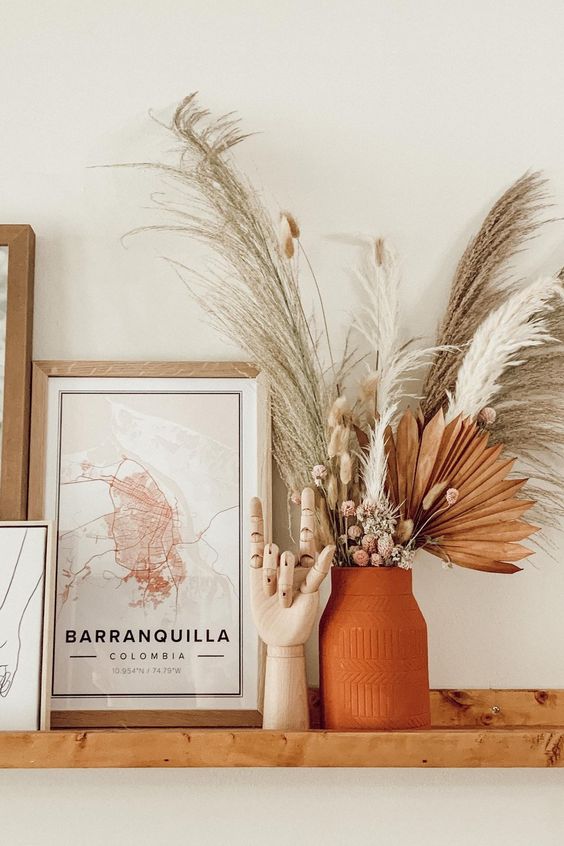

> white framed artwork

[
  {"left": 29, "top": 362, "right": 270, "bottom": 727},
  {"left": 0, "top": 522, "right": 54, "bottom": 730}
]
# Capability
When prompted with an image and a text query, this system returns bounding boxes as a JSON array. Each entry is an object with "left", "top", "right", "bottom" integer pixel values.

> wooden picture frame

[
  {"left": 0, "top": 225, "right": 35, "bottom": 520},
  {"left": 0, "top": 521, "right": 55, "bottom": 731},
  {"left": 29, "top": 361, "right": 271, "bottom": 729}
]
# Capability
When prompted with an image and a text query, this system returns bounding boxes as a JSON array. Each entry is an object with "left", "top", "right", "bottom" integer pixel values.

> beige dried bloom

[
  {"left": 281, "top": 210, "right": 300, "bottom": 239},
  {"left": 328, "top": 424, "right": 349, "bottom": 458},
  {"left": 327, "top": 474, "right": 339, "bottom": 508},
  {"left": 339, "top": 451, "right": 353, "bottom": 485},
  {"left": 328, "top": 395, "right": 350, "bottom": 427},
  {"left": 395, "top": 518, "right": 414, "bottom": 545},
  {"left": 279, "top": 214, "right": 294, "bottom": 259},
  {"left": 422, "top": 480, "right": 450, "bottom": 511}
]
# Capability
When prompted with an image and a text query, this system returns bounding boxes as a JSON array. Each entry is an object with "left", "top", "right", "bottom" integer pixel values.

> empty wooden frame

[{"left": 0, "top": 225, "right": 35, "bottom": 519}]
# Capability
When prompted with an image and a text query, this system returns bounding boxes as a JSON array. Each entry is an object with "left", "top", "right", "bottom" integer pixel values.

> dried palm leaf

[
  {"left": 410, "top": 408, "right": 445, "bottom": 515},
  {"left": 386, "top": 409, "right": 538, "bottom": 572}
]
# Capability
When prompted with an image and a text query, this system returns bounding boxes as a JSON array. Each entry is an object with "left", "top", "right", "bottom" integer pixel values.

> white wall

[{"left": 2, "top": 1, "right": 564, "bottom": 843}]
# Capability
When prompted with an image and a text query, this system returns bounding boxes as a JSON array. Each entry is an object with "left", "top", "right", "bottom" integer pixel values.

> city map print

[{"left": 53, "top": 391, "right": 242, "bottom": 699}]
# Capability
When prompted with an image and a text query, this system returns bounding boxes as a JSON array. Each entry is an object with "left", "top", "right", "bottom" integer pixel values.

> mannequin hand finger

[
  {"left": 278, "top": 551, "right": 295, "bottom": 608},
  {"left": 250, "top": 497, "right": 265, "bottom": 569},
  {"left": 263, "top": 543, "right": 279, "bottom": 596},
  {"left": 299, "top": 487, "right": 317, "bottom": 567},
  {"left": 301, "top": 545, "right": 335, "bottom": 594}
]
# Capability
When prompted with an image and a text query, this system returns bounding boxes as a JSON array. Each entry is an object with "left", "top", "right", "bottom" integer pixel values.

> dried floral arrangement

[{"left": 137, "top": 94, "right": 564, "bottom": 573}]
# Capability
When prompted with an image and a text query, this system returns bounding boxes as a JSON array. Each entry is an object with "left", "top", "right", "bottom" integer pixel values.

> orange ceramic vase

[{"left": 319, "top": 566, "right": 431, "bottom": 730}]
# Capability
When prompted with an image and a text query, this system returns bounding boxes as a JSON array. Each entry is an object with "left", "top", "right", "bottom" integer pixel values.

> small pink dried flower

[
  {"left": 446, "top": 488, "right": 459, "bottom": 506},
  {"left": 361, "top": 533, "right": 377, "bottom": 553},
  {"left": 377, "top": 533, "right": 394, "bottom": 559},
  {"left": 370, "top": 553, "right": 383, "bottom": 567},
  {"left": 290, "top": 491, "right": 301, "bottom": 505},
  {"left": 341, "top": 500, "right": 356, "bottom": 518},
  {"left": 311, "top": 464, "right": 327, "bottom": 486},
  {"left": 348, "top": 524, "right": 362, "bottom": 540},
  {"left": 352, "top": 549, "right": 370, "bottom": 567},
  {"left": 478, "top": 406, "right": 497, "bottom": 426}
]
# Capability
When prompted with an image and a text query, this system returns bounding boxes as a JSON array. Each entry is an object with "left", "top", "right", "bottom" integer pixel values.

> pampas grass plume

[{"left": 447, "top": 276, "right": 564, "bottom": 421}]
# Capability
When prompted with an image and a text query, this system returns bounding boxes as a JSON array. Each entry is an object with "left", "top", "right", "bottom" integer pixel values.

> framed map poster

[{"left": 28, "top": 362, "right": 270, "bottom": 728}]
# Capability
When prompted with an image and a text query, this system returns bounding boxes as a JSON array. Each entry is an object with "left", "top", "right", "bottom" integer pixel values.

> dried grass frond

[
  {"left": 422, "top": 172, "right": 551, "bottom": 418},
  {"left": 489, "top": 286, "right": 564, "bottom": 526},
  {"left": 142, "top": 94, "right": 341, "bottom": 493}
]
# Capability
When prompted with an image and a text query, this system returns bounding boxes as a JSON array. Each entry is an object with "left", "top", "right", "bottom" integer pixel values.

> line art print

[
  {"left": 49, "top": 385, "right": 257, "bottom": 709},
  {"left": 0, "top": 526, "right": 48, "bottom": 730}
]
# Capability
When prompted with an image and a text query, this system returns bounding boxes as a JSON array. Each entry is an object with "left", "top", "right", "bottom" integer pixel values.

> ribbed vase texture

[{"left": 319, "top": 567, "right": 431, "bottom": 730}]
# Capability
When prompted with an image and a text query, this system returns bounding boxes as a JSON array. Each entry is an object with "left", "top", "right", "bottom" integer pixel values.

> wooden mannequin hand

[
  {"left": 250, "top": 487, "right": 335, "bottom": 645},
  {"left": 250, "top": 488, "right": 335, "bottom": 730}
]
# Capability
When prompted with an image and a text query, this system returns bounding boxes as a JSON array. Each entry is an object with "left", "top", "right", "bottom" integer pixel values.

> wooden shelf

[
  {"left": 1, "top": 690, "right": 563, "bottom": 768},
  {"left": 1, "top": 726, "right": 563, "bottom": 768}
]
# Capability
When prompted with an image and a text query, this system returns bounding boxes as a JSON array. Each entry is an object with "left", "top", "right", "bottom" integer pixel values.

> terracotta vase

[{"left": 319, "top": 566, "right": 431, "bottom": 730}]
